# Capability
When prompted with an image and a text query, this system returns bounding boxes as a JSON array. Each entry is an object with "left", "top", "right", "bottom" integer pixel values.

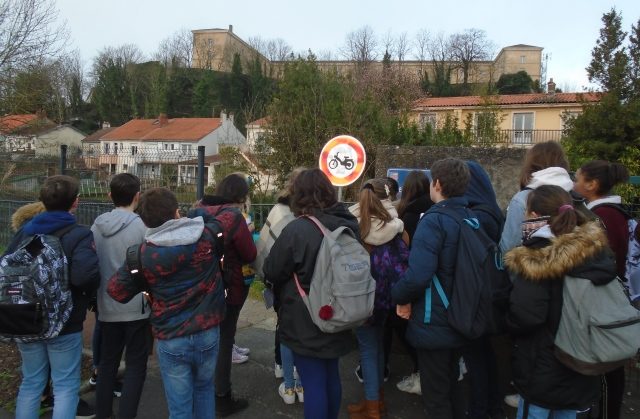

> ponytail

[
  {"left": 579, "top": 160, "right": 630, "bottom": 196},
  {"left": 527, "top": 185, "right": 586, "bottom": 236}
]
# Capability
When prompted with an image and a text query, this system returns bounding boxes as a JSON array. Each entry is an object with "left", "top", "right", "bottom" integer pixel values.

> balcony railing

[{"left": 468, "top": 129, "right": 564, "bottom": 146}]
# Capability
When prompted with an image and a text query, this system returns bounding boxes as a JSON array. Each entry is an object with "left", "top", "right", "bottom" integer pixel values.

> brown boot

[
  {"left": 349, "top": 400, "right": 381, "bottom": 419},
  {"left": 347, "top": 399, "right": 367, "bottom": 414}
]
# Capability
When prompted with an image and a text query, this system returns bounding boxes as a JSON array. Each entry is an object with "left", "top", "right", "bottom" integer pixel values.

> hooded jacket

[
  {"left": 91, "top": 208, "right": 148, "bottom": 322},
  {"left": 348, "top": 199, "right": 404, "bottom": 246},
  {"left": 504, "top": 222, "right": 615, "bottom": 410},
  {"left": 263, "top": 203, "right": 359, "bottom": 359},
  {"left": 107, "top": 216, "right": 225, "bottom": 340},
  {"left": 500, "top": 167, "right": 573, "bottom": 253},
  {"left": 253, "top": 197, "right": 295, "bottom": 278},
  {"left": 587, "top": 196, "right": 630, "bottom": 278},
  {"left": 465, "top": 161, "right": 503, "bottom": 243},
  {"left": 192, "top": 196, "right": 257, "bottom": 306},
  {"left": 11, "top": 202, "right": 45, "bottom": 232},
  {"left": 391, "top": 196, "right": 470, "bottom": 350},
  {"left": 5, "top": 210, "right": 100, "bottom": 336}
]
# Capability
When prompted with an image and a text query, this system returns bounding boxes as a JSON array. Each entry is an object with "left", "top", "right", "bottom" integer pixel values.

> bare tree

[
  {"left": 342, "top": 26, "right": 378, "bottom": 63},
  {"left": 381, "top": 30, "right": 396, "bottom": 60},
  {"left": 449, "top": 28, "right": 495, "bottom": 86},
  {"left": 248, "top": 36, "right": 292, "bottom": 61},
  {"left": 91, "top": 44, "right": 144, "bottom": 80},
  {"left": 0, "top": 0, "right": 68, "bottom": 74},
  {"left": 395, "top": 32, "right": 411, "bottom": 62},
  {"left": 414, "top": 29, "right": 431, "bottom": 61},
  {"left": 193, "top": 37, "right": 218, "bottom": 70},
  {"left": 154, "top": 28, "right": 193, "bottom": 68}
]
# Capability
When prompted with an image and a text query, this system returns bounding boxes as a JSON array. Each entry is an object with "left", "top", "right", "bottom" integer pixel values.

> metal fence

[{"left": 0, "top": 144, "right": 209, "bottom": 203}]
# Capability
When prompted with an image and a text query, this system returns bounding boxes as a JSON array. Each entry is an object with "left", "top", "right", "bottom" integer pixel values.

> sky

[{"left": 56, "top": 0, "right": 640, "bottom": 91}]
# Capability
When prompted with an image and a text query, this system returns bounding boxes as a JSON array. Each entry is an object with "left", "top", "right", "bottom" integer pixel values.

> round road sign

[{"left": 319, "top": 135, "right": 366, "bottom": 186}]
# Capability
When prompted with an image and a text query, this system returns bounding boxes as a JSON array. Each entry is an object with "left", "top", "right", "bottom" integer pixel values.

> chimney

[
  {"left": 102, "top": 121, "right": 111, "bottom": 129},
  {"left": 547, "top": 78, "right": 556, "bottom": 94},
  {"left": 158, "top": 113, "right": 169, "bottom": 127},
  {"left": 228, "top": 24, "right": 233, "bottom": 33}
]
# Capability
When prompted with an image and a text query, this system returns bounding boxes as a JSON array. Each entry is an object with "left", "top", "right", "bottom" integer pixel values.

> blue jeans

[
  {"left": 517, "top": 398, "right": 576, "bottom": 419},
  {"left": 157, "top": 327, "right": 220, "bottom": 419},
  {"left": 280, "top": 343, "right": 302, "bottom": 389},
  {"left": 293, "top": 353, "right": 341, "bottom": 419},
  {"left": 356, "top": 324, "right": 385, "bottom": 400},
  {"left": 16, "top": 332, "right": 82, "bottom": 419}
]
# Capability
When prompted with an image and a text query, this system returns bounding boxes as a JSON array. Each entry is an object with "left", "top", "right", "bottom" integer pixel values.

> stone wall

[{"left": 375, "top": 145, "right": 528, "bottom": 210}]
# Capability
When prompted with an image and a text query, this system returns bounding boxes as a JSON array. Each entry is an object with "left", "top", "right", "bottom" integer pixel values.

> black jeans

[
  {"left": 463, "top": 337, "right": 503, "bottom": 419},
  {"left": 416, "top": 347, "right": 466, "bottom": 419},
  {"left": 598, "top": 367, "right": 625, "bottom": 419},
  {"left": 96, "top": 318, "right": 152, "bottom": 419},
  {"left": 215, "top": 288, "right": 248, "bottom": 396}
]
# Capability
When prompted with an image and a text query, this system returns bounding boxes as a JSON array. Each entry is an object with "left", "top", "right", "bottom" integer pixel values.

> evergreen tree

[
  {"left": 496, "top": 71, "right": 534, "bottom": 94},
  {"left": 93, "top": 58, "right": 131, "bottom": 126}
]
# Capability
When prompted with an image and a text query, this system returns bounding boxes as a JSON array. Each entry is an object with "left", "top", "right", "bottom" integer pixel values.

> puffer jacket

[
  {"left": 504, "top": 222, "right": 615, "bottom": 410},
  {"left": 391, "top": 196, "right": 469, "bottom": 350},
  {"left": 108, "top": 216, "right": 225, "bottom": 340},
  {"left": 191, "top": 197, "right": 257, "bottom": 306},
  {"left": 263, "top": 203, "right": 358, "bottom": 359}
]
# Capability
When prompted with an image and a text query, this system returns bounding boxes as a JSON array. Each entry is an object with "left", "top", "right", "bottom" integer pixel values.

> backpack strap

[
  {"left": 300, "top": 215, "right": 329, "bottom": 236},
  {"left": 215, "top": 206, "right": 243, "bottom": 243},
  {"left": 424, "top": 275, "right": 449, "bottom": 323},
  {"left": 125, "top": 243, "right": 147, "bottom": 292},
  {"left": 293, "top": 273, "right": 307, "bottom": 297},
  {"left": 590, "top": 202, "right": 633, "bottom": 220}
]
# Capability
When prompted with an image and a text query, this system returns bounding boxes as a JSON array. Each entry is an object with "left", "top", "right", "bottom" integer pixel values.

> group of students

[
  {"left": 3, "top": 139, "right": 636, "bottom": 419},
  {"left": 5, "top": 173, "right": 258, "bottom": 419},
  {"left": 255, "top": 141, "right": 636, "bottom": 419}
]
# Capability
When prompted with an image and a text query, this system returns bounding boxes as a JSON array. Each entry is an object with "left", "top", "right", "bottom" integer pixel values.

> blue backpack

[{"left": 425, "top": 207, "right": 510, "bottom": 339}]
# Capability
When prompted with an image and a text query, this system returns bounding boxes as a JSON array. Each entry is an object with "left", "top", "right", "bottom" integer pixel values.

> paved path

[{"left": 3, "top": 298, "right": 639, "bottom": 418}]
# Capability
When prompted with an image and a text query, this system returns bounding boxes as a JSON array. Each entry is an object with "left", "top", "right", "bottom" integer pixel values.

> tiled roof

[
  {"left": 83, "top": 127, "right": 116, "bottom": 143},
  {"left": 0, "top": 114, "right": 53, "bottom": 134},
  {"left": 247, "top": 117, "right": 270, "bottom": 127},
  {"left": 103, "top": 118, "right": 222, "bottom": 142},
  {"left": 413, "top": 93, "right": 602, "bottom": 109}
]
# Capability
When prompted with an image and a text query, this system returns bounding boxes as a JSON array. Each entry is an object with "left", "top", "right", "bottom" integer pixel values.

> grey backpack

[
  {"left": 293, "top": 216, "right": 375, "bottom": 333},
  {"left": 554, "top": 275, "right": 640, "bottom": 375},
  {"left": 0, "top": 226, "right": 74, "bottom": 343}
]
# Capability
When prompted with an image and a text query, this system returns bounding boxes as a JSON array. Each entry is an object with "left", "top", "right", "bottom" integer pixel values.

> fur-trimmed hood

[
  {"left": 11, "top": 201, "right": 46, "bottom": 231},
  {"left": 505, "top": 222, "right": 616, "bottom": 283}
]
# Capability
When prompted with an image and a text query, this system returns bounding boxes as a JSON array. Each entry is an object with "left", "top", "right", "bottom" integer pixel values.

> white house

[{"left": 98, "top": 113, "right": 245, "bottom": 183}]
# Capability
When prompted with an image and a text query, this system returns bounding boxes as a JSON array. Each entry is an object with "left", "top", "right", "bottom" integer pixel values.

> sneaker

[
  {"left": 275, "top": 363, "right": 284, "bottom": 378},
  {"left": 216, "top": 392, "right": 249, "bottom": 417},
  {"left": 354, "top": 365, "right": 364, "bottom": 383},
  {"left": 278, "top": 382, "right": 296, "bottom": 405},
  {"left": 504, "top": 394, "right": 520, "bottom": 408},
  {"left": 88, "top": 370, "right": 97, "bottom": 387},
  {"left": 294, "top": 384, "right": 304, "bottom": 403},
  {"left": 40, "top": 394, "right": 54, "bottom": 413},
  {"left": 75, "top": 398, "right": 96, "bottom": 419},
  {"left": 233, "top": 344, "right": 250, "bottom": 356},
  {"left": 232, "top": 350, "right": 249, "bottom": 364},
  {"left": 112, "top": 380, "right": 123, "bottom": 398},
  {"left": 396, "top": 372, "right": 421, "bottom": 395}
]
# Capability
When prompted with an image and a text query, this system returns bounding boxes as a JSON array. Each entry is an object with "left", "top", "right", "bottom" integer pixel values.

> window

[
  {"left": 114, "top": 143, "right": 118, "bottom": 154},
  {"left": 131, "top": 145, "right": 137, "bottom": 155},
  {"left": 164, "top": 143, "right": 169, "bottom": 150},
  {"left": 110, "top": 164, "right": 116, "bottom": 174},
  {"left": 104, "top": 143, "right": 110, "bottom": 154},
  {"left": 418, "top": 113, "right": 437, "bottom": 131},
  {"left": 520, "top": 55, "right": 526, "bottom": 64},
  {"left": 181, "top": 144, "right": 192, "bottom": 155},
  {"left": 171, "top": 144, "right": 175, "bottom": 150},
  {"left": 512, "top": 112, "right": 534, "bottom": 144}
]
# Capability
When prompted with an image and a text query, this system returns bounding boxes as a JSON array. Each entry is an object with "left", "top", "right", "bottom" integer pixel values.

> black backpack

[{"left": 428, "top": 207, "right": 510, "bottom": 339}]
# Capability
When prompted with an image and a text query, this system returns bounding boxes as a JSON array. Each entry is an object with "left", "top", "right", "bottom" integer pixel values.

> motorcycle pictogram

[{"left": 328, "top": 152, "right": 354, "bottom": 170}]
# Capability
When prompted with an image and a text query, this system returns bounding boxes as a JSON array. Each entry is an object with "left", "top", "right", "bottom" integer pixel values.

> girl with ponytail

[
  {"left": 504, "top": 185, "right": 617, "bottom": 419},
  {"left": 347, "top": 178, "right": 408, "bottom": 419},
  {"left": 573, "top": 160, "right": 631, "bottom": 419}
]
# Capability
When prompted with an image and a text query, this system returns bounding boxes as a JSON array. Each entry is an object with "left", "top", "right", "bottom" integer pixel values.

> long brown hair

[
  {"left": 527, "top": 185, "right": 585, "bottom": 236},
  {"left": 358, "top": 178, "right": 393, "bottom": 239},
  {"left": 519, "top": 141, "right": 569, "bottom": 189},
  {"left": 290, "top": 169, "right": 337, "bottom": 216},
  {"left": 578, "top": 160, "right": 629, "bottom": 196},
  {"left": 397, "top": 171, "right": 430, "bottom": 218}
]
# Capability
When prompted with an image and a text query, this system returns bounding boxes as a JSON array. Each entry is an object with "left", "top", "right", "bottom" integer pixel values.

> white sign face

[{"left": 326, "top": 143, "right": 357, "bottom": 178}]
